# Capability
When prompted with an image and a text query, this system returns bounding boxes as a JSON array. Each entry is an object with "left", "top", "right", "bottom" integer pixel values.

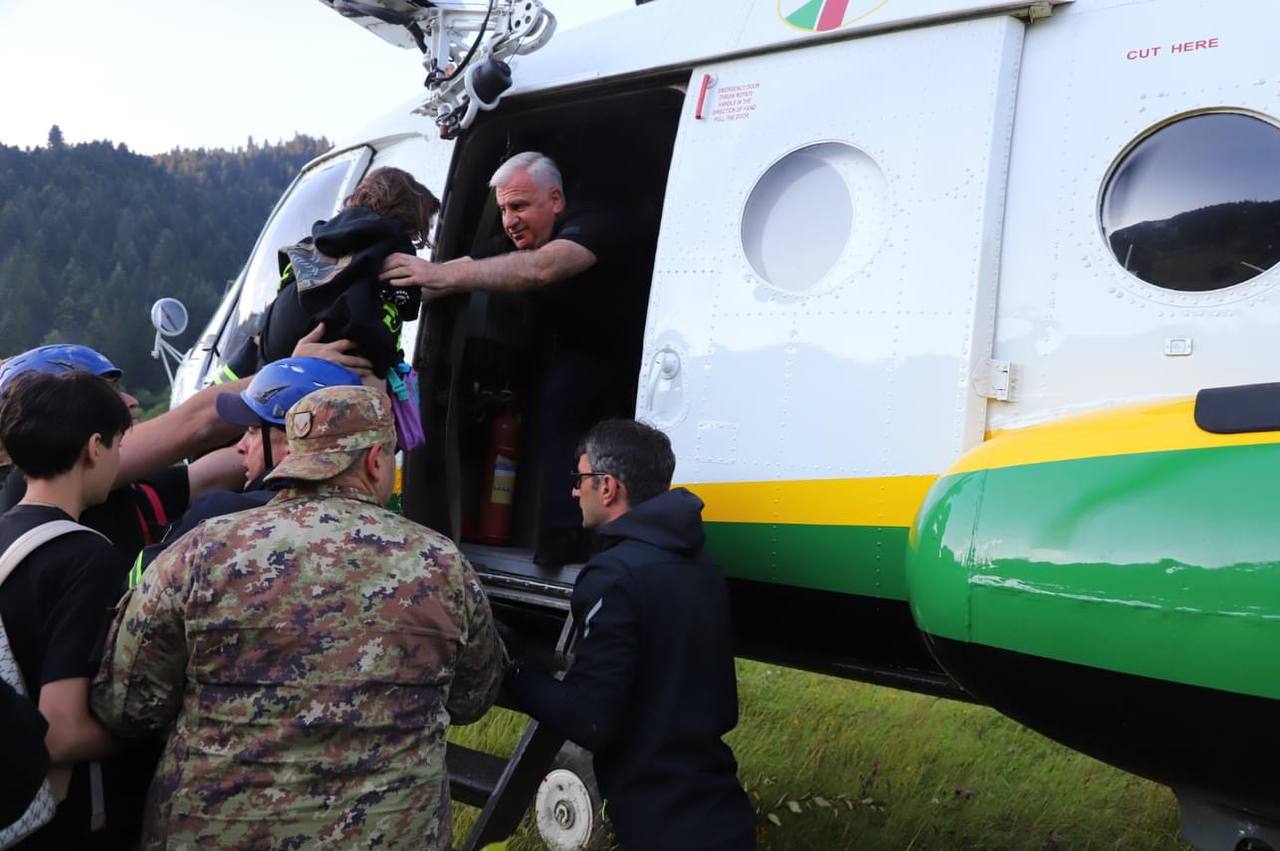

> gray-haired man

[{"left": 380, "top": 151, "right": 638, "bottom": 566}]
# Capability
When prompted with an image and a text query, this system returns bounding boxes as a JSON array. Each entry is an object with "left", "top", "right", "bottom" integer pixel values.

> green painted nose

[{"left": 906, "top": 431, "right": 1280, "bottom": 703}]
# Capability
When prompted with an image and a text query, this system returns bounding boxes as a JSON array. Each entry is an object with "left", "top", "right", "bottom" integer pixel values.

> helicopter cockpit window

[
  {"left": 214, "top": 148, "right": 369, "bottom": 366},
  {"left": 1101, "top": 113, "right": 1280, "bottom": 291}
]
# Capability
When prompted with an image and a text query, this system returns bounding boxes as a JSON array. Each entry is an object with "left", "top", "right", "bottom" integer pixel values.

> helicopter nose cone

[
  {"left": 906, "top": 470, "right": 983, "bottom": 650},
  {"left": 906, "top": 397, "right": 1280, "bottom": 820}
]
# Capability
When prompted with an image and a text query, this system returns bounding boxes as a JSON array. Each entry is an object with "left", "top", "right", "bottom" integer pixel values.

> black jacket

[
  {"left": 229, "top": 207, "right": 420, "bottom": 380},
  {"left": 507, "top": 489, "right": 755, "bottom": 850}
]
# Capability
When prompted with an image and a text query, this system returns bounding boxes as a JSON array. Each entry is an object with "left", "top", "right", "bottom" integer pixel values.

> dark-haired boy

[
  {"left": 0, "top": 371, "right": 132, "bottom": 849},
  {"left": 0, "top": 344, "right": 238, "bottom": 558},
  {"left": 506, "top": 419, "right": 756, "bottom": 851}
]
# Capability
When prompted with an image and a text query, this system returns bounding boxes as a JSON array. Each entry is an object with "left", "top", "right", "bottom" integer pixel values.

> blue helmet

[
  {"left": 215, "top": 357, "right": 362, "bottom": 428},
  {"left": 0, "top": 344, "right": 122, "bottom": 392}
]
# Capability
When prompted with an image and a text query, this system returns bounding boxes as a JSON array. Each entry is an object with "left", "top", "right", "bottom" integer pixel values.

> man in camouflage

[{"left": 92, "top": 385, "right": 506, "bottom": 850}]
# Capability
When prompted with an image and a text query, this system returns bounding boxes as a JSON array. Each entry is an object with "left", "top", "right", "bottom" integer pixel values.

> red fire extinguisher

[{"left": 480, "top": 407, "right": 519, "bottom": 545}]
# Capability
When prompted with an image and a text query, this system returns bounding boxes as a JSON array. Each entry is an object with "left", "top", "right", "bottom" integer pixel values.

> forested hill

[{"left": 0, "top": 130, "right": 330, "bottom": 408}]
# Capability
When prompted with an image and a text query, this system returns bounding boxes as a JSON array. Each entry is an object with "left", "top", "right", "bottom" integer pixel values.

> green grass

[{"left": 450, "top": 660, "right": 1188, "bottom": 850}]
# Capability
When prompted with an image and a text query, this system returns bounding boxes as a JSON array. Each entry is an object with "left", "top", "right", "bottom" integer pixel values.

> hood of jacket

[
  {"left": 311, "top": 206, "right": 412, "bottom": 257},
  {"left": 597, "top": 487, "right": 706, "bottom": 555}
]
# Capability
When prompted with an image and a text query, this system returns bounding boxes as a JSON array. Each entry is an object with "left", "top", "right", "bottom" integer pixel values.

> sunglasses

[{"left": 569, "top": 470, "right": 612, "bottom": 488}]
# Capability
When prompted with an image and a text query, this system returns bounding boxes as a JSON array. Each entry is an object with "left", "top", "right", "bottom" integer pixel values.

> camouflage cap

[{"left": 265, "top": 385, "right": 396, "bottom": 483}]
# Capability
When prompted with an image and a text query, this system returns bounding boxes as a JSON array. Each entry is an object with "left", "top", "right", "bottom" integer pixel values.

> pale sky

[{"left": 0, "top": 0, "right": 632, "bottom": 154}]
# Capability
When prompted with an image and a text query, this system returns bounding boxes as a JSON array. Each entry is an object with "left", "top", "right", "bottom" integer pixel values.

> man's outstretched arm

[
  {"left": 186, "top": 445, "right": 246, "bottom": 501},
  {"left": 380, "top": 240, "right": 596, "bottom": 297},
  {"left": 115, "top": 324, "right": 374, "bottom": 486},
  {"left": 115, "top": 378, "right": 250, "bottom": 486},
  {"left": 505, "top": 565, "right": 638, "bottom": 753}
]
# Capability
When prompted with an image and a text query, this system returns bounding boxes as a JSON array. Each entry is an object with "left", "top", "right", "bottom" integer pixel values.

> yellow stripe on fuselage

[
  {"left": 949, "top": 398, "right": 1280, "bottom": 476},
  {"left": 679, "top": 475, "right": 937, "bottom": 528},
  {"left": 681, "top": 398, "right": 1280, "bottom": 527}
]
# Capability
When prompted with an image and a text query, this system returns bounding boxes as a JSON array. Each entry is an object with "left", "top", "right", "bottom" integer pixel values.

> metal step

[
  {"left": 448, "top": 720, "right": 567, "bottom": 851},
  {"left": 462, "top": 543, "right": 580, "bottom": 612},
  {"left": 447, "top": 742, "right": 509, "bottom": 809}
]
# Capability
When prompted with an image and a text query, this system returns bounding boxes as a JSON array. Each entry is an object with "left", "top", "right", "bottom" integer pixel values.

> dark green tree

[{"left": 0, "top": 133, "right": 330, "bottom": 398}]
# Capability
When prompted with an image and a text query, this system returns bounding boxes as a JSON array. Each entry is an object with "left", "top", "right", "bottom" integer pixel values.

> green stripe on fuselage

[
  {"left": 705, "top": 521, "right": 909, "bottom": 600},
  {"left": 907, "top": 441, "right": 1280, "bottom": 701}
]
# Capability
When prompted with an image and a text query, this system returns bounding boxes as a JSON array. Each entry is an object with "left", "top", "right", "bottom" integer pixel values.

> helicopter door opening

[{"left": 404, "top": 82, "right": 685, "bottom": 591}]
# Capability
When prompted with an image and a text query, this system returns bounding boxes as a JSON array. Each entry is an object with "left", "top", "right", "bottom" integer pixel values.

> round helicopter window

[
  {"left": 1102, "top": 113, "right": 1280, "bottom": 291},
  {"left": 741, "top": 143, "right": 884, "bottom": 293}
]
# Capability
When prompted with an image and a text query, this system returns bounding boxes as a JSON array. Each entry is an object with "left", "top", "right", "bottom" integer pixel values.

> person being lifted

[
  {"left": 380, "top": 151, "right": 638, "bottom": 567},
  {"left": 223, "top": 166, "right": 439, "bottom": 384}
]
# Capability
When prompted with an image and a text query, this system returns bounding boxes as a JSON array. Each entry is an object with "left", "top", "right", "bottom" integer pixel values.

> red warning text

[{"left": 1127, "top": 37, "right": 1219, "bottom": 61}]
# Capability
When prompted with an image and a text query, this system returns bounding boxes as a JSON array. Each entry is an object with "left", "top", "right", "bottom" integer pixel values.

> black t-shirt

[
  {"left": 474, "top": 204, "right": 642, "bottom": 361},
  {"left": 1, "top": 467, "right": 190, "bottom": 559},
  {"left": 0, "top": 505, "right": 126, "bottom": 850},
  {"left": 0, "top": 505, "right": 124, "bottom": 696}
]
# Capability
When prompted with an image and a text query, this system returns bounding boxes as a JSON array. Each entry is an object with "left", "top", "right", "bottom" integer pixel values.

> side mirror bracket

[{"left": 149, "top": 297, "right": 190, "bottom": 387}]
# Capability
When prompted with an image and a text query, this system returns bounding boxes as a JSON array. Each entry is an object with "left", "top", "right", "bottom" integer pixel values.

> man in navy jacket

[{"left": 506, "top": 419, "right": 756, "bottom": 850}]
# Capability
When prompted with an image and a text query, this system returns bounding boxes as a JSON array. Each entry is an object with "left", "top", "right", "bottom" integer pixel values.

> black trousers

[{"left": 535, "top": 349, "right": 627, "bottom": 532}]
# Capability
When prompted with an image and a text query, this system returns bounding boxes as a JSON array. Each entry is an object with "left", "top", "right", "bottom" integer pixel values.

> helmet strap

[{"left": 260, "top": 418, "right": 275, "bottom": 474}]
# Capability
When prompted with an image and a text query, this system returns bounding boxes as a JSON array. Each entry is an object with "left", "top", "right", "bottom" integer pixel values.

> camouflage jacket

[{"left": 92, "top": 485, "right": 507, "bottom": 850}]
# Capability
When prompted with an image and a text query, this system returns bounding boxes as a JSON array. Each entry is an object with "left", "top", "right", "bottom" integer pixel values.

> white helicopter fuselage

[{"left": 175, "top": 2, "right": 1280, "bottom": 843}]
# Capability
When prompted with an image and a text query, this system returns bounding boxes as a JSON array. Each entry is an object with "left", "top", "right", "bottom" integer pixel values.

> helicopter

[{"left": 162, "top": 0, "right": 1280, "bottom": 847}]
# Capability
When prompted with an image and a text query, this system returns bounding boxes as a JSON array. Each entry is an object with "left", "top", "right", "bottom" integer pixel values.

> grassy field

[{"left": 451, "top": 660, "right": 1189, "bottom": 850}]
